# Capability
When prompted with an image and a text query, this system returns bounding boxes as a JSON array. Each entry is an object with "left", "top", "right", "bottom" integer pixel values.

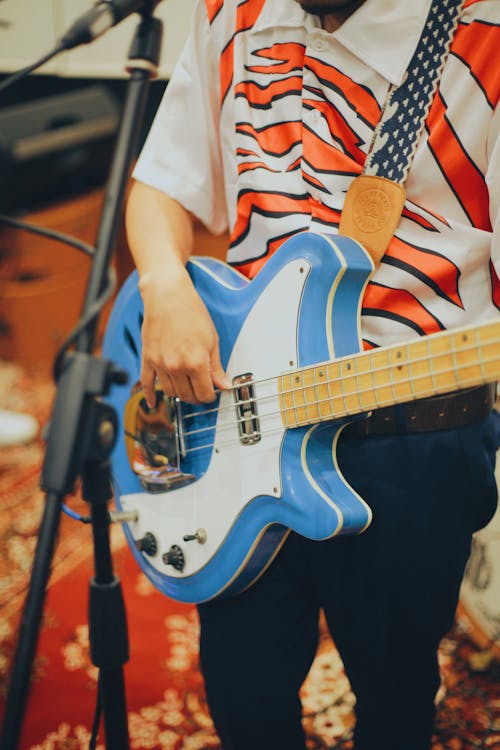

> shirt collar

[{"left": 253, "top": 0, "right": 433, "bottom": 87}]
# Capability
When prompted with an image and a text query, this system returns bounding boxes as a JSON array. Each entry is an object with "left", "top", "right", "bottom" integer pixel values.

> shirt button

[
  {"left": 308, "top": 109, "right": 321, "bottom": 123},
  {"left": 309, "top": 188, "right": 322, "bottom": 203},
  {"left": 313, "top": 39, "right": 326, "bottom": 51}
]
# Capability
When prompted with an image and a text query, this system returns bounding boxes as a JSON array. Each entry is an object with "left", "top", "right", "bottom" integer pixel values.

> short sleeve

[
  {"left": 132, "top": 0, "right": 228, "bottom": 235},
  {"left": 487, "top": 103, "right": 500, "bottom": 279}
]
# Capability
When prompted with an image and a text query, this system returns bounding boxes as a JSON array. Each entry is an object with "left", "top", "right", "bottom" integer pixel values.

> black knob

[
  {"left": 110, "top": 365, "right": 129, "bottom": 385},
  {"left": 162, "top": 544, "right": 185, "bottom": 571},
  {"left": 135, "top": 532, "right": 157, "bottom": 557}
]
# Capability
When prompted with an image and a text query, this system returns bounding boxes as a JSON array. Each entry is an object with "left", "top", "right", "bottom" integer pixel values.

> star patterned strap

[
  {"left": 339, "top": 0, "right": 465, "bottom": 265},
  {"left": 364, "top": 0, "right": 466, "bottom": 184}
]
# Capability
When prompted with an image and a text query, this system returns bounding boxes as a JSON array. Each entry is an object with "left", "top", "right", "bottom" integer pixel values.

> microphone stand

[{"left": 1, "top": 8, "right": 163, "bottom": 749}]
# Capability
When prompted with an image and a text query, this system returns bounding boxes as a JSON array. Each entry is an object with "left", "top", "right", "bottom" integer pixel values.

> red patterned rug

[{"left": 0, "top": 361, "right": 499, "bottom": 750}]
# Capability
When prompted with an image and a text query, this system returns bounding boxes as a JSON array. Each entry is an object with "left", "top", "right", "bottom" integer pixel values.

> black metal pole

[{"left": 1, "top": 10, "right": 163, "bottom": 749}]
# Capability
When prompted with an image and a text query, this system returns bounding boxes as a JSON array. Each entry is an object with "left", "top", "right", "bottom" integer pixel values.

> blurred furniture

[
  {"left": 0, "top": 190, "right": 106, "bottom": 375},
  {"left": 0, "top": 188, "right": 228, "bottom": 376}
]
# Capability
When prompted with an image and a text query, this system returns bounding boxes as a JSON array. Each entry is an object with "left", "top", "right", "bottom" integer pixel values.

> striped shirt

[{"left": 133, "top": 0, "right": 500, "bottom": 349}]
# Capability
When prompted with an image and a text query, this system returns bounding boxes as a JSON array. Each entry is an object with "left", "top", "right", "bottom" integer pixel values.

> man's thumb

[{"left": 210, "top": 349, "right": 231, "bottom": 390}]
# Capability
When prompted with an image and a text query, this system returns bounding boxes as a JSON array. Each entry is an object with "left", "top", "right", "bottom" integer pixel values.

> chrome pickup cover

[{"left": 233, "top": 373, "right": 261, "bottom": 445}]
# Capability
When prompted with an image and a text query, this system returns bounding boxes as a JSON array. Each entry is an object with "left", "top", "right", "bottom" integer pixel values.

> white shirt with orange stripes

[{"left": 133, "top": 0, "right": 500, "bottom": 350}]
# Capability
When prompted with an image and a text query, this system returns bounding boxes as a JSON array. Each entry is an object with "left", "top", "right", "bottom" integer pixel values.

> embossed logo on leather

[
  {"left": 352, "top": 188, "right": 392, "bottom": 234},
  {"left": 339, "top": 174, "right": 406, "bottom": 264}
]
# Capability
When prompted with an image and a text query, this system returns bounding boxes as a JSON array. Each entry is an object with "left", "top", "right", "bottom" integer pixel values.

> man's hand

[{"left": 139, "top": 263, "right": 230, "bottom": 407}]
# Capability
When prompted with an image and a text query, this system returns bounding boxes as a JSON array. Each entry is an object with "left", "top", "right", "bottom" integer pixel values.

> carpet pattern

[{"left": 0, "top": 360, "right": 499, "bottom": 749}]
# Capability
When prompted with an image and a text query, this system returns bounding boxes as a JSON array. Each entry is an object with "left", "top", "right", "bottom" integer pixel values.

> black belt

[{"left": 344, "top": 384, "right": 496, "bottom": 436}]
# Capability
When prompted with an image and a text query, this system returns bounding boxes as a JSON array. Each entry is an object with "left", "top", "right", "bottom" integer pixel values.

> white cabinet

[
  {"left": 0, "top": 0, "right": 196, "bottom": 79},
  {"left": 0, "top": 0, "right": 58, "bottom": 75}
]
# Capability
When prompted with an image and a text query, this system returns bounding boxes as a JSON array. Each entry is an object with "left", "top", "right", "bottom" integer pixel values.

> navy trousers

[{"left": 198, "top": 415, "right": 498, "bottom": 750}]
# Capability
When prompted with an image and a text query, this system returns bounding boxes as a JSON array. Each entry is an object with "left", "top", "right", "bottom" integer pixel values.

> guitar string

[
  {"left": 179, "top": 330, "right": 498, "bottom": 424},
  {"left": 169, "top": 347, "right": 500, "bottom": 443},
  {"left": 132, "top": 348, "right": 500, "bottom": 453},
  {"left": 178, "top": 367, "right": 499, "bottom": 457},
  {"left": 174, "top": 337, "right": 500, "bottom": 439}
]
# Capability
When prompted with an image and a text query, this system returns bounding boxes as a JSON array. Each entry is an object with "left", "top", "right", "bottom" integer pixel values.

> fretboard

[{"left": 278, "top": 319, "right": 500, "bottom": 429}]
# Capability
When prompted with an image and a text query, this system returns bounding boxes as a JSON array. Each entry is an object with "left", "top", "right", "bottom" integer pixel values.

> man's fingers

[
  {"left": 141, "top": 362, "right": 157, "bottom": 409},
  {"left": 189, "top": 367, "right": 218, "bottom": 403},
  {"left": 167, "top": 374, "right": 198, "bottom": 404},
  {"left": 210, "top": 348, "right": 231, "bottom": 391}
]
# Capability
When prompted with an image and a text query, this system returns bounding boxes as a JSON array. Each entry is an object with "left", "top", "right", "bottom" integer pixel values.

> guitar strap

[{"left": 339, "top": 0, "right": 466, "bottom": 265}]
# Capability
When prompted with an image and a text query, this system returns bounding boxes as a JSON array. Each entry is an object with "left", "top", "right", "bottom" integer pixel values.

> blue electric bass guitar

[{"left": 102, "top": 232, "right": 499, "bottom": 603}]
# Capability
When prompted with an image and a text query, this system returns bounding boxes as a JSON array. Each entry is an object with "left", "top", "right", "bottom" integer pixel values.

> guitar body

[{"left": 103, "top": 232, "right": 374, "bottom": 603}]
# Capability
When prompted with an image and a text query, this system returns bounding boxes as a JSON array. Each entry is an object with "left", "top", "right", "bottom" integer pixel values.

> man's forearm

[{"left": 125, "top": 180, "right": 195, "bottom": 282}]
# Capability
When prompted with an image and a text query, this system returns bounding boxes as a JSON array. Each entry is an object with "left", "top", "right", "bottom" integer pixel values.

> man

[{"left": 125, "top": 0, "right": 500, "bottom": 748}]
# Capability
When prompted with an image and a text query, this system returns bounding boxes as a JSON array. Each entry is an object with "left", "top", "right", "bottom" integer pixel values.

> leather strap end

[{"left": 339, "top": 175, "right": 406, "bottom": 265}]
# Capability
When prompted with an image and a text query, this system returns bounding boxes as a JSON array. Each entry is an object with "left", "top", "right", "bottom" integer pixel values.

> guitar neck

[{"left": 278, "top": 320, "right": 500, "bottom": 429}]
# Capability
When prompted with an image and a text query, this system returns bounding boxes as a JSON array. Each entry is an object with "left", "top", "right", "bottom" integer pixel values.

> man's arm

[{"left": 125, "top": 180, "right": 229, "bottom": 407}]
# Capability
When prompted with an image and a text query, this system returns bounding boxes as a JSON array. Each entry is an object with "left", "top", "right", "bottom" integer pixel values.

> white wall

[{"left": 0, "top": 0, "right": 196, "bottom": 79}]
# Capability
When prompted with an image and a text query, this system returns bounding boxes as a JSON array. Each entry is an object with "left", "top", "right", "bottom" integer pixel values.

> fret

[
  {"left": 302, "top": 371, "right": 311, "bottom": 425},
  {"left": 405, "top": 344, "right": 418, "bottom": 408},
  {"left": 287, "top": 373, "right": 294, "bottom": 426},
  {"left": 451, "top": 331, "right": 484, "bottom": 386},
  {"left": 324, "top": 361, "right": 348, "bottom": 418},
  {"left": 278, "top": 319, "right": 500, "bottom": 430},
  {"left": 278, "top": 373, "right": 292, "bottom": 427},
  {"left": 369, "top": 348, "right": 393, "bottom": 408},
  {"left": 340, "top": 358, "right": 363, "bottom": 414},
  {"left": 476, "top": 324, "right": 500, "bottom": 382},
  {"left": 425, "top": 336, "right": 438, "bottom": 395},
  {"left": 314, "top": 365, "right": 334, "bottom": 421},
  {"left": 386, "top": 345, "right": 413, "bottom": 403},
  {"left": 351, "top": 358, "right": 364, "bottom": 411},
  {"left": 386, "top": 349, "right": 398, "bottom": 405},
  {"left": 312, "top": 368, "right": 321, "bottom": 422},
  {"left": 450, "top": 335, "right": 461, "bottom": 390},
  {"left": 451, "top": 329, "right": 483, "bottom": 386},
  {"left": 291, "top": 372, "right": 307, "bottom": 426},
  {"left": 431, "top": 333, "right": 460, "bottom": 392},
  {"left": 280, "top": 372, "right": 299, "bottom": 428},
  {"left": 369, "top": 350, "right": 379, "bottom": 407},
  {"left": 405, "top": 342, "right": 417, "bottom": 400},
  {"left": 332, "top": 360, "right": 349, "bottom": 417},
  {"left": 405, "top": 338, "right": 436, "bottom": 398},
  {"left": 473, "top": 328, "right": 488, "bottom": 384},
  {"left": 350, "top": 352, "right": 376, "bottom": 411},
  {"left": 338, "top": 365, "right": 348, "bottom": 415},
  {"left": 325, "top": 364, "right": 335, "bottom": 418},
  {"left": 301, "top": 367, "right": 320, "bottom": 424}
]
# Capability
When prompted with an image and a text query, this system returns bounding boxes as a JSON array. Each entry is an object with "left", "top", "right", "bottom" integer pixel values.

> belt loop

[
  {"left": 394, "top": 404, "right": 408, "bottom": 434},
  {"left": 355, "top": 414, "right": 370, "bottom": 436}
]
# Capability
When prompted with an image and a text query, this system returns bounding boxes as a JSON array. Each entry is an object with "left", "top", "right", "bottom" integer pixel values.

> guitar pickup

[{"left": 233, "top": 373, "right": 261, "bottom": 445}]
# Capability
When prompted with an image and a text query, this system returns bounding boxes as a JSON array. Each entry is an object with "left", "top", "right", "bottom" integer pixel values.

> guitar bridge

[{"left": 233, "top": 373, "right": 261, "bottom": 445}]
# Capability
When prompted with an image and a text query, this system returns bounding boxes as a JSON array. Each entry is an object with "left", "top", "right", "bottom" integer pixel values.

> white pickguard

[{"left": 120, "top": 259, "right": 311, "bottom": 577}]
